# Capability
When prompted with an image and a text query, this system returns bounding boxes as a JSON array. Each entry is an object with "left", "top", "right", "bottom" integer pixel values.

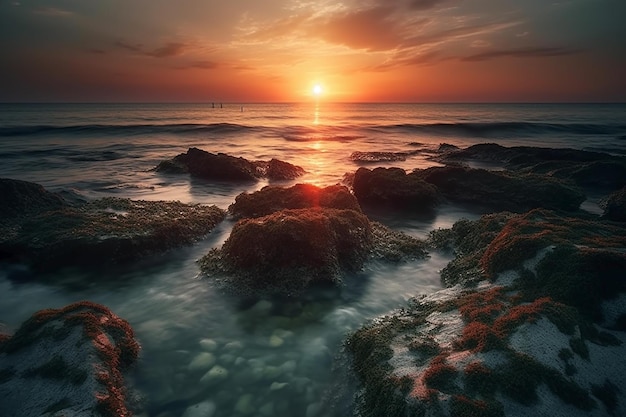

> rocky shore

[
  {"left": 2, "top": 142, "right": 625, "bottom": 416},
  {"left": 0, "top": 178, "right": 225, "bottom": 271}
]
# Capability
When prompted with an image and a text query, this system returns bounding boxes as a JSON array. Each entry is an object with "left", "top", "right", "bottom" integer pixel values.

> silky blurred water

[{"left": 0, "top": 102, "right": 624, "bottom": 416}]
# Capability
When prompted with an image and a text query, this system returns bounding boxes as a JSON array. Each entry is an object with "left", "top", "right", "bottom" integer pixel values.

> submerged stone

[
  {"left": 181, "top": 400, "right": 216, "bottom": 417},
  {"left": 155, "top": 147, "right": 304, "bottom": 182},
  {"left": 188, "top": 352, "right": 216, "bottom": 372},
  {"left": 0, "top": 301, "right": 140, "bottom": 417},
  {"left": 0, "top": 178, "right": 225, "bottom": 271}
]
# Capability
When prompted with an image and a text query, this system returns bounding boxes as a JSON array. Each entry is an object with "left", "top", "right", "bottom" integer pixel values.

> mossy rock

[
  {"left": 229, "top": 183, "right": 361, "bottom": 219},
  {"left": 415, "top": 166, "right": 585, "bottom": 212},
  {"left": 352, "top": 167, "right": 440, "bottom": 211},
  {"left": 433, "top": 143, "right": 626, "bottom": 190},
  {"left": 200, "top": 208, "right": 373, "bottom": 295},
  {"left": 0, "top": 179, "right": 226, "bottom": 270},
  {"left": 0, "top": 178, "right": 65, "bottom": 219},
  {"left": 0, "top": 301, "right": 139, "bottom": 417}
]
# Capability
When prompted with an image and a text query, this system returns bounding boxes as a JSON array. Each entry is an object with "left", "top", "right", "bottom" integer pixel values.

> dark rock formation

[
  {"left": 200, "top": 208, "right": 373, "bottom": 295},
  {"left": 432, "top": 143, "right": 626, "bottom": 190},
  {"left": 0, "top": 301, "right": 140, "bottom": 417},
  {"left": 347, "top": 209, "right": 626, "bottom": 417},
  {"left": 0, "top": 178, "right": 65, "bottom": 218},
  {"left": 352, "top": 167, "right": 439, "bottom": 211},
  {"left": 415, "top": 166, "right": 585, "bottom": 212},
  {"left": 0, "top": 178, "right": 225, "bottom": 270},
  {"left": 603, "top": 187, "right": 626, "bottom": 221},
  {"left": 229, "top": 183, "right": 361, "bottom": 219},
  {"left": 155, "top": 147, "right": 304, "bottom": 182},
  {"left": 200, "top": 207, "right": 427, "bottom": 296}
]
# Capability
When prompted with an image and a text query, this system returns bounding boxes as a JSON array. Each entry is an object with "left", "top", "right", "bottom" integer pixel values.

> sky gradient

[{"left": 2, "top": 0, "right": 625, "bottom": 102}]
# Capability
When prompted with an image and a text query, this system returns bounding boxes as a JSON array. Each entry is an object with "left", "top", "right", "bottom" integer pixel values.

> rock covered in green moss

[
  {"left": 200, "top": 208, "right": 373, "bottom": 295},
  {"left": 352, "top": 167, "right": 439, "bottom": 211},
  {"left": 432, "top": 143, "right": 626, "bottom": 190},
  {"left": 200, "top": 207, "right": 427, "bottom": 296},
  {"left": 415, "top": 166, "right": 585, "bottom": 212},
  {"left": 0, "top": 301, "right": 140, "bottom": 417},
  {"left": 347, "top": 209, "right": 626, "bottom": 417},
  {"left": 0, "top": 178, "right": 225, "bottom": 270},
  {"left": 155, "top": 147, "right": 304, "bottom": 181},
  {"left": 0, "top": 178, "right": 65, "bottom": 219},
  {"left": 229, "top": 183, "right": 361, "bottom": 219}
]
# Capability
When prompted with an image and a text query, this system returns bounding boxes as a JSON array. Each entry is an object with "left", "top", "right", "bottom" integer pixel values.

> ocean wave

[
  {"left": 0, "top": 123, "right": 255, "bottom": 137},
  {"left": 376, "top": 121, "right": 626, "bottom": 137}
]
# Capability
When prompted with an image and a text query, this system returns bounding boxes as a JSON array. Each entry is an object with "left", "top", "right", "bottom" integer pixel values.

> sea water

[{"left": 0, "top": 102, "right": 624, "bottom": 416}]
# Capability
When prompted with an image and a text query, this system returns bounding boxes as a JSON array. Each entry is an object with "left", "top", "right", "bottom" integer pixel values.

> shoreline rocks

[
  {"left": 155, "top": 147, "right": 305, "bottom": 182},
  {"left": 0, "top": 178, "right": 225, "bottom": 271},
  {"left": 202, "top": 183, "right": 428, "bottom": 296},
  {"left": 0, "top": 301, "right": 140, "bottom": 417},
  {"left": 346, "top": 209, "right": 626, "bottom": 417},
  {"left": 431, "top": 143, "right": 626, "bottom": 191}
]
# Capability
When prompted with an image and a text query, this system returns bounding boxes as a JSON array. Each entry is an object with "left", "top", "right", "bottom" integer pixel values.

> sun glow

[{"left": 312, "top": 84, "right": 323, "bottom": 96}]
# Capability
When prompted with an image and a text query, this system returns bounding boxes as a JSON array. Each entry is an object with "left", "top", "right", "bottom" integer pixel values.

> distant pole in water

[
  {"left": 212, "top": 103, "right": 215, "bottom": 108},
  {"left": 241, "top": 106, "right": 244, "bottom": 112},
  {"left": 220, "top": 103, "right": 223, "bottom": 108}
]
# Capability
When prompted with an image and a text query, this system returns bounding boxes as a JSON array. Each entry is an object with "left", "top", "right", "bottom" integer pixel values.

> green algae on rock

[
  {"left": 352, "top": 167, "right": 440, "bottom": 211},
  {"left": 200, "top": 207, "right": 427, "bottom": 296},
  {"left": 415, "top": 165, "right": 585, "bottom": 212},
  {"left": 229, "top": 183, "right": 362, "bottom": 219},
  {"left": 0, "top": 301, "right": 140, "bottom": 417},
  {"left": 0, "top": 178, "right": 226, "bottom": 270},
  {"left": 431, "top": 143, "right": 626, "bottom": 191},
  {"left": 347, "top": 209, "right": 626, "bottom": 417}
]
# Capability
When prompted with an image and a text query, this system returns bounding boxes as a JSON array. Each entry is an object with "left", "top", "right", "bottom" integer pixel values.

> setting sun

[{"left": 312, "top": 84, "right": 323, "bottom": 96}]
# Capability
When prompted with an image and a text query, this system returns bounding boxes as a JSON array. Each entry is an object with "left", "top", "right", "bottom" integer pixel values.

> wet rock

[
  {"left": 415, "top": 165, "right": 585, "bottom": 212},
  {"left": 347, "top": 209, "right": 626, "bottom": 417},
  {"left": 199, "top": 208, "right": 374, "bottom": 295},
  {"left": 0, "top": 301, "right": 140, "bottom": 417},
  {"left": 350, "top": 151, "right": 418, "bottom": 163},
  {"left": 602, "top": 186, "right": 626, "bottom": 222},
  {"left": 155, "top": 147, "right": 304, "bottom": 182},
  {"left": 229, "top": 183, "right": 361, "bottom": 219},
  {"left": 0, "top": 178, "right": 225, "bottom": 270},
  {"left": 181, "top": 400, "right": 216, "bottom": 417},
  {"left": 199, "top": 338, "right": 218, "bottom": 352},
  {"left": 266, "top": 158, "right": 306, "bottom": 180},
  {"left": 200, "top": 365, "right": 229, "bottom": 385},
  {"left": 352, "top": 167, "right": 439, "bottom": 211},
  {"left": 433, "top": 143, "right": 626, "bottom": 190},
  {"left": 0, "top": 178, "right": 65, "bottom": 218},
  {"left": 234, "top": 394, "right": 255, "bottom": 414},
  {"left": 188, "top": 352, "right": 216, "bottom": 372}
]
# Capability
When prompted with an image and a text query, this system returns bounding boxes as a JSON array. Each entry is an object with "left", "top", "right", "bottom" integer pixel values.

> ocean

[{"left": 1, "top": 102, "right": 625, "bottom": 416}]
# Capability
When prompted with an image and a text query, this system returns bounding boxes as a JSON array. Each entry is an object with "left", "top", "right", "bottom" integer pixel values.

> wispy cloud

[
  {"left": 146, "top": 42, "right": 187, "bottom": 58},
  {"left": 114, "top": 40, "right": 189, "bottom": 58},
  {"left": 461, "top": 46, "right": 579, "bottom": 62}
]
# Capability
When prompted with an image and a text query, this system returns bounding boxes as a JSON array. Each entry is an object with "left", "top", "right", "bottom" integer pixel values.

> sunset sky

[{"left": 1, "top": 0, "right": 625, "bottom": 102}]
